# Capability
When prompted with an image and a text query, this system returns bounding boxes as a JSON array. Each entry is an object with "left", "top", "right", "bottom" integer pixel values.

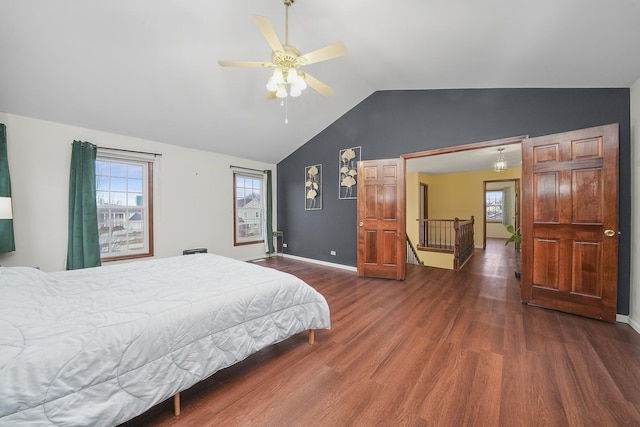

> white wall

[
  {"left": 0, "top": 113, "right": 276, "bottom": 271},
  {"left": 631, "top": 79, "right": 640, "bottom": 329}
]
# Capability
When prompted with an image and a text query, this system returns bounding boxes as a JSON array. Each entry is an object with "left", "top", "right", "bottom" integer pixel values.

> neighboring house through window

[
  {"left": 485, "top": 190, "right": 504, "bottom": 223},
  {"left": 96, "top": 149, "right": 154, "bottom": 261},
  {"left": 234, "top": 172, "right": 264, "bottom": 245}
]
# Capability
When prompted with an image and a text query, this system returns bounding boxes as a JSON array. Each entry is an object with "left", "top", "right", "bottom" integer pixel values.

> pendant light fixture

[{"left": 494, "top": 148, "right": 507, "bottom": 172}]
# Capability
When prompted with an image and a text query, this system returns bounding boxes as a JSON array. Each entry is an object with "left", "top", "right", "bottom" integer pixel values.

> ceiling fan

[{"left": 218, "top": 0, "right": 346, "bottom": 99}]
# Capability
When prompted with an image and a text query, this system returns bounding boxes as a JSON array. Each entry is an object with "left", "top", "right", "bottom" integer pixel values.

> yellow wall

[
  {"left": 406, "top": 166, "right": 521, "bottom": 269},
  {"left": 406, "top": 172, "right": 434, "bottom": 247}
]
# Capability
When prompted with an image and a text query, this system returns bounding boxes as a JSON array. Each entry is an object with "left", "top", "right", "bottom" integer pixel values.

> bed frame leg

[
  {"left": 308, "top": 330, "right": 315, "bottom": 345},
  {"left": 173, "top": 393, "right": 181, "bottom": 416}
]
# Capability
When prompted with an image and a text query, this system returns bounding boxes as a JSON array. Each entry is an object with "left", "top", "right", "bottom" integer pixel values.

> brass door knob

[
  {"left": 604, "top": 229, "right": 615, "bottom": 237},
  {"left": 359, "top": 222, "right": 364, "bottom": 227}
]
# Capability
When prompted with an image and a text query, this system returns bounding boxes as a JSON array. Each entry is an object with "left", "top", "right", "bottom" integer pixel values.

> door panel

[
  {"left": 521, "top": 124, "right": 618, "bottom": 322},
  {"left": 531, "top": 239, "right": 559, "bottom": 289},
  {"left": 572, "top": 169, "right": 602, "bottom": 222},
  {"left": 357, "top": 159, "right": 406, "bottom": 280},
  {"left": 533, "top": 173, "right": 559, "bottom": 222}
]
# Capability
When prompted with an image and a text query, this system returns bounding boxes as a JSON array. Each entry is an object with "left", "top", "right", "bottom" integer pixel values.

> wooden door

[
  {"left": 521, "top": 124, "right": 619, "bottom": 322},
  {"left": 357, "top": 159, "right": 406, "bottom": 279},
  {"left": 514, "top": 180, "right": 520, "bottom": 252}
]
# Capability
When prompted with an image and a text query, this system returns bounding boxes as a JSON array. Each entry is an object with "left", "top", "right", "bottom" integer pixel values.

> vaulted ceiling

[{"left": 1, "top": 1, "right": 639, "bottom": 164}]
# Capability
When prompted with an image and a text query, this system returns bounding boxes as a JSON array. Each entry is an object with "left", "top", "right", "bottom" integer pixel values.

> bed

[{"left": 0, "top": 253, "right": 331, "bottom": 426}]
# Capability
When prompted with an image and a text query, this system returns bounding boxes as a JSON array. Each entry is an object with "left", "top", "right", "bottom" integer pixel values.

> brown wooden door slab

[
  {"left": 521, "top": 124, "right": 619, "bottom": 322},
  {"left": 357, "top": 159, "right": 406, "bottom": 279}
]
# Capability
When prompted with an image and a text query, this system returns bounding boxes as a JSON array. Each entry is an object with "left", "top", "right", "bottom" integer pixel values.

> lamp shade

[{"left": 0, "top": 197, "right": 13, "bottom": 220}]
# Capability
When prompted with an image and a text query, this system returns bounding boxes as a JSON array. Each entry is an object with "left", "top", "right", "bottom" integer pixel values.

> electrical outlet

[
  {"left": 282, "top": 243, "right": 288, "bottom": 248},
  {"left": 330, "top": 250, "right": 336, "bottom": 256}
]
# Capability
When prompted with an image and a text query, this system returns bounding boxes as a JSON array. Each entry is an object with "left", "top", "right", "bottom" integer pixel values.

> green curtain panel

[
  {"left": 265, "top": 170, "right": 274, "bottom": 254},
  {"left": 67, "top": 140, "right": 101, "bottom": 270},
  {"left": 0, "top": 124, "right": 16, "bottom": 253}
]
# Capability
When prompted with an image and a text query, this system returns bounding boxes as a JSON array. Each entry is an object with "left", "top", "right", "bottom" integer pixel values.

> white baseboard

[
  {"left": 627, "top": 316, "right": 640, "bottom": 335},
  {"left": 616, "top": 314, "right": 629, "bottom": 324},
  {"left": 282, "top": 254, "right": 357, "bottom": 272}
]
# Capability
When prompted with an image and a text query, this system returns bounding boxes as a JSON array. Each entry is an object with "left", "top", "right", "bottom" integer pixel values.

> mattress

[{"left": 0, "top": 254, "right": 331, "bottom": 426}]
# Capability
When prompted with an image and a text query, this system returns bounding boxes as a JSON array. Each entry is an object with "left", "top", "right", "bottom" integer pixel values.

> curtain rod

[
  {"left": 96, "top": 146, "right": 162, "bottom": 157},
  {"left": 230, "top": 165, "right": 267, "bottom": 173},
  {"left": 71, "top": 141, "right": 162, "bottom": 157}
]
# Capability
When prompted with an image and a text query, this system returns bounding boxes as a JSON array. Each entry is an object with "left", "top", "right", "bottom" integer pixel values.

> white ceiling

[
  {"left": 1, "top": 1, "right": 639, "bottom": 165},
  {"left": 406, "top": 143, "right": 522, "bottom": 175}
]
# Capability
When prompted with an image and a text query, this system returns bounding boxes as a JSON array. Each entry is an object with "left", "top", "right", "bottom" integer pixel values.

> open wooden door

[
  {"left": 357, "top": 159, "right": 406, "bottom": 279},
  {"left": 521, "top": 124, "right": 619, "bottom": 322}
]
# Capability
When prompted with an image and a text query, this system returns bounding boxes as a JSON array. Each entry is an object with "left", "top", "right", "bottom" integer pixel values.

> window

[
  {"left": 96, "top": 153, "right": 154, "bottom": 260},
  {"left": 233, "top": 172, "right": 264, "bottom": 245},
  {"left": 485, "top": 190, "right": 504, "bottom": 222}
]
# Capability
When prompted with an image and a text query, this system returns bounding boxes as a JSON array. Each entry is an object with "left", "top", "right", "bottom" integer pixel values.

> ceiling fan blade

[
  {"left": 300, "top": 42, "right": 346, "bottom": 65},
  {"left": 218, "top": 60, "right": 273, "bottom": 68},
  {"left": 253, "top": 15, "right": 284, "bottom": 54},
  {"left": 267, "top": 91, "right": 277, "bottom": 100},
  {"left": 304, "top": 73, "right": 333, "bottom": 96}
]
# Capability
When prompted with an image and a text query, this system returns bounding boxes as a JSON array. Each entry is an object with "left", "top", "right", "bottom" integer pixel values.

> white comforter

[{"left": 0, "top": 254, "right": 330, "bottom": 426}]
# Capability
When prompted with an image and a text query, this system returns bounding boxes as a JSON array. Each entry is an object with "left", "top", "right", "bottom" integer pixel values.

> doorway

[
  {"left": 483, "top": 178, "right": 520, "bottom": 250},
  {"left": 403, "top": 135, "right": 525, "bottom": 269},
  {"left": 398, "top": 124, "right": 619, "bottom": 322}
]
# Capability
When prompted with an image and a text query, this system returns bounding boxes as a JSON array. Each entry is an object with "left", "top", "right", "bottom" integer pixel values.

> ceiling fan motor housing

[{"left": 272, "top": 45, "right": 305, "bottom": 69}]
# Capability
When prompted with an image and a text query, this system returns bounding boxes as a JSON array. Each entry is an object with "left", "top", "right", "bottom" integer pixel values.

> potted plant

[{"left": 504, "top": 224, "right": 521, "bottom": 278}]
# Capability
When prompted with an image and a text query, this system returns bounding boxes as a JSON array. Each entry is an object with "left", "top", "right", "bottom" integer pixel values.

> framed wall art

[
  {"left": 305, "top": 164, "right": 322, "bottom": 210},
  {"left": 339, "top": 146, "right": 361, "bottom": 199}
]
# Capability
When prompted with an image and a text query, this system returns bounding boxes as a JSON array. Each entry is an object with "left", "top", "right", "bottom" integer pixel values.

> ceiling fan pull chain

[{"left": 284, "top": 97, "right": 289, "bottom": 124}]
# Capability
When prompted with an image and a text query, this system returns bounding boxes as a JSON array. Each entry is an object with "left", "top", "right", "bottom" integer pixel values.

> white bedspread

[{"left": 0, "top": 254, "right": 330, "bottom": 426}]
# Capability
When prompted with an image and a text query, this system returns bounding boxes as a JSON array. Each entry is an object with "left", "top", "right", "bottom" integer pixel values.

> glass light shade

[
  {"left": 494, "top": 157, "right": 507, "bottom": 172},
  {"left": 293, "top": 79, "right": 307, "bottom": 91},
  {"left": 0, "top": 197, "right": 13, "bottom": 220},
  {"left": 286, "top": 68, "right": 299, "bottom": 84},
  {"left": 272, "top": 69, "right": 284, "bottom": 84},
  {"left": 266, "top": 77, "right": 278, "bottom": 92},
  {"left": 275, "top": 85, "right": 288, "bottom": 98},
  {"left": 290, "top": 87, "right": 302, "bottom": 97}
]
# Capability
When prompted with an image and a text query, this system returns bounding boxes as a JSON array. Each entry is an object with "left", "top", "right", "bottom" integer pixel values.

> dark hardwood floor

[{"left": 122, "top": 239, "right": 640, "bottom": 426}]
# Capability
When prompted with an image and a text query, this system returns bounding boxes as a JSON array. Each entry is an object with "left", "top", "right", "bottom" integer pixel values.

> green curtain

[
  {"left": 0, "top": 124, "right": 15, "bottom": 253},
  {"left": 67, "top": 140, "right": 101, "bottom": 270},
  {"left": 265, "top": 170, "right": 274, "bottom": 254}
]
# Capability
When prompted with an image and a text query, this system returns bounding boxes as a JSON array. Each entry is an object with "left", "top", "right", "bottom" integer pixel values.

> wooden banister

[{"left": 416, "top": 217, "right": 474, "bottom": 270}]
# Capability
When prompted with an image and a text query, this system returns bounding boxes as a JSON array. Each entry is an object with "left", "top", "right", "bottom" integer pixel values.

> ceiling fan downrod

[{"left": 284, "top": 0, "right": 294, "bottom": 46}]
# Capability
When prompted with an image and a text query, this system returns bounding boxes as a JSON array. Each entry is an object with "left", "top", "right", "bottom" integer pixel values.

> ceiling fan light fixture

[
  {"left": 272, "top": 69, "right": 285, "bottom": 84},
  {"left": 286, "top": 68, "right": 299, "bottom": 84},
  {"left": 218, "top": 0, "right": 346, "bottom": 100},
  {"left": 266, "top": 77, "right": 279, "bottom": 92},
  {"left": 293, "top": 80, "right": 307, "bottom": 92},
  {"left": 290, "top": 87, "right": 302, "bottom": 97},
  {"left": 494, "top": 148, "right": 507, "bottom": 172},
  {"left": 276, "top": 85, "right": 288, "bottom": 98}
]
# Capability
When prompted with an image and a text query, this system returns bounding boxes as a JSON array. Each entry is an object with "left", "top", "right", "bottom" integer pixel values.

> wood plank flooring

[{"left": 121, "top": 239, "right": 640, "bottom": 426}]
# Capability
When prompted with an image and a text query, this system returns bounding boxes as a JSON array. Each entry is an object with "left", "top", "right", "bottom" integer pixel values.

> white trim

[
  {"left": 261, "top": 172, "right": 269, "bottom": 254},
  {"left": 283, "top": 254, "right": 357, "bottom": 271},
  {"left": 246, "top": 253, "right": 357, "bottom": 271},
  {"left": 616, "top": 314, "right": 629, "bottom": 324},
  {"left": 627, "top": 316, "right": 640, "bottom": 335}
]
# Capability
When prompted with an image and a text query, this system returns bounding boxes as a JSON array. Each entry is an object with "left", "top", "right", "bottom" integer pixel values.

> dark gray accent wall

[{"left": 277, "top": 88, "right": 631, "bottom": 314}]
